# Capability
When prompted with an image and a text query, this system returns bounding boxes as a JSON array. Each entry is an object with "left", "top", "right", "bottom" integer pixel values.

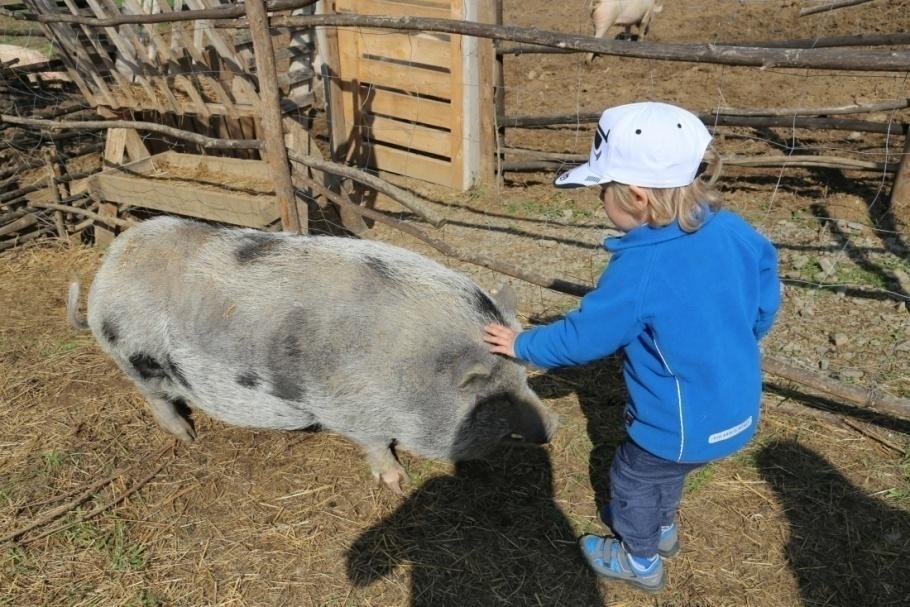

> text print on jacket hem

[
  {"left": 652, "top": 338, "right": 684, "bottom": 461},
  {"left": 708, "top": 416, "right": 753, "bottom": 444}
]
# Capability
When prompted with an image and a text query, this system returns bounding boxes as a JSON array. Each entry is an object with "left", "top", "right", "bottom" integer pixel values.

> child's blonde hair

[{"left": 606, "top": 152, "right": 723, "bottom": 232}]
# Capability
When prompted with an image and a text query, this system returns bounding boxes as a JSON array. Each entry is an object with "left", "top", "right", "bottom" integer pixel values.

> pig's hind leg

[{"left": 137, "top": 387, "right": 197, "bottom": 444}]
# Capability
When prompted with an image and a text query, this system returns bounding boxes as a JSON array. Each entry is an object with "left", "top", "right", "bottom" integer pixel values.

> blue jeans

[{"left": 609, "top": 440, "right": 704, "bottom": 558}]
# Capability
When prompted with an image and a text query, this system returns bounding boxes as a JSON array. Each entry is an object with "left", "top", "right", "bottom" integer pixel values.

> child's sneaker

[
  {"left": 598, "top": 503, "right": 680, "bottom": 557},
  {"left": 578, "top": 535, "right": 665, "bottom": 593}
]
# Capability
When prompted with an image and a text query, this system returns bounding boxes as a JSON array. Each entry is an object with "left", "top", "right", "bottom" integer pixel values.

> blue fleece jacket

[{"left": 514, "top": 209, "right": 780, "bottom": 463}]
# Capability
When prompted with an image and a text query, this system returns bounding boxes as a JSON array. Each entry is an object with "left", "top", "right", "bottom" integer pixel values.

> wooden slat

[
  {"left": 362, "top": 142, "right": 455, "bottom": 188},
  {"left": 354, "top": 29, "right": 451, "bottom": 69},
  {"left": 185, "top": 0, "right": 260, "bottom": 106},
  {"left": 357, "top": 113, "right": 450, "bottom": 157},
  {"left": 61, "top": 0, "right": 136, "bottom": 109},
  {"left": 359, "top": 85, "right": 452, "bottom": 129},
  {"left": 447, "top": 0, "right": 463, "bottom": 188},
  {"left": 83, "top": 0, "right": 165, "bottom": 112},
  {"left": 152, "top": 0, "right": 240, "bottom": 114},
  {"left": 89, "top": 152, "right": 279, "bottom": 228},
  {"left": 358, "top": 56, "right": 451, "bottom": 99},
  {"left": 337, "top": 0, "right": 451, "bottom": 19},
  {"left": 95, "top": 0, "right": 183, "bottom": 113},
  {"left": 337, "top": 24, "right": 360, "bottom": 162}
]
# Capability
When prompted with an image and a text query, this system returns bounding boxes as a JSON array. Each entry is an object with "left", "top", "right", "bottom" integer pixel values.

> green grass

[
  {"left": 40, "top": 450, "right": 64, "bottom": 472},
  {"left": 2, "top": 547, "right": 33, "bottom": 577},
  {"left": 129, "top": 590, "right": 167, "bottom": 607},
  {"left": 103, "top": 521, "right": 147, "bottom": 572},
  {"left": 60, "top": 517, "right": 147, "bottom": 572},
  {"left": 685, "top": 463, "right": 715, "bottom": 494}
]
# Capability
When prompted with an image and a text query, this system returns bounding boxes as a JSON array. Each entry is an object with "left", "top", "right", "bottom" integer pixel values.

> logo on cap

[{"left": 593, "top": 126, "right": 609, "bottom": 160}]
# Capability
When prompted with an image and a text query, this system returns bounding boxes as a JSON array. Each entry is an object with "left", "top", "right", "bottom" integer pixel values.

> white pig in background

[{"left": 586, "top": 0, "right": 663, "bottom": 64}]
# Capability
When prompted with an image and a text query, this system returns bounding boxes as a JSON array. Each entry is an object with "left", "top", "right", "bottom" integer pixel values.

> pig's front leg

[{"left": 364, "top": 442, "right": 408, "bottom": 494}]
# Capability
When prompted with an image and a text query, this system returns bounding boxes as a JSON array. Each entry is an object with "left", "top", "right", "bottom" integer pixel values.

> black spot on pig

[
  {"left": 469, "top": 288, "right": 505, "bottom": 324},
  {"left": 283, "top": 334, "right": 302, "bottom": 359},
  {"left": 129, "top": 353, "right": 166, "bottom": 380},
  {"left": 129, "top": 352, "right": 191, "bottom": 390},
  {"left": 364, "top": 255, "right": 396, "bottom": 281},
  {"left": 272, "top": 376, "right": 306, "bottom": 402},
  {"left": 236, "top": 370, "right": 261, "bottom": 389},
  {"left": 235, "top": 232, "right": 282, "bottom": 264},
  {"left": 101, "top": 319, "right": 119, "bottom": 344},
  {"left": 266, "top": 311, "right": 309, "bottom": 401}
]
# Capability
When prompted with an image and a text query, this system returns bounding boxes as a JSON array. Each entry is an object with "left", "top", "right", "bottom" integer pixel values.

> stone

[
  {"left": 818, "top": 258, "right": 836, "bottom": 276},
  {"left": 831, "top": 333, "right": 850, "bottom": 347},
  {"left": 842, "top": 369, "right": 864, "bottom": 379},
  {"left": 537, "top": 239, "right": 558, "bottom": 248},
  {"left": 819, "top": 359, "right": 829, "bottom": 371},
  {"left": 791, "top": 254, "right": 810, "bottom": 270}
]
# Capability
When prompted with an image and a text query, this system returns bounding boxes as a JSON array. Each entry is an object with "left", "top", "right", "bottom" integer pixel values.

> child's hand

[{"left": 483, "top": 323, "right": 519, "bottom": 358}]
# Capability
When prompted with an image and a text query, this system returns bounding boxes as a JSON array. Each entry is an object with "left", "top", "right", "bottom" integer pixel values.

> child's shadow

[
  {"left": 756, "top": 440, "right": 910, "bottom": 605},
  {"left": 530, "top": 357, "right": 629, "bottom": 512},
  {"left": 346, "top": 445, "right": 605, "bottom": 606}
]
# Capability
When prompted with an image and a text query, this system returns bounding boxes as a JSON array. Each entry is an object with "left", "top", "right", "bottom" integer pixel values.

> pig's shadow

[
  {"left": 756, "top": 439, "right": 910, "bottom": 606},
  {"left": 346, "top": 445, "right": 605, "bottom": 606}
]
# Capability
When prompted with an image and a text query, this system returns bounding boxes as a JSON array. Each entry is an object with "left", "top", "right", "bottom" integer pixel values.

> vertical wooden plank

[
  {"left": 95, "top": 129, "right": 128, "bottom": 248},
  {"left": 44, "top": 149, "right": 69, "bottom": 243},
  {"left": 448, "top": 0, "right": 465, "bottom": 190},
  {"left": 245, "top": 0, "right": 304, "bottom": 233},
  {"left": 493, "top": 0, "right": 505, "bottom": 189},
  {"left": 319, "top": 0, "right": 349, "bottom": 161},
  {"left": 889, "top": 134, "right": 910, "bottom": 229},
  {"left": 471, "top": 0, "right": 495, "bottom": 187},
  {"left": 336, "top": 22, "right": 361, "bottom": 165}
]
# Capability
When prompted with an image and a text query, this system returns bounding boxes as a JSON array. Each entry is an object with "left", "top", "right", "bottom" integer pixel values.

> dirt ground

[{"left": 3, "top": 1, "right": 910, "bottom": 606}]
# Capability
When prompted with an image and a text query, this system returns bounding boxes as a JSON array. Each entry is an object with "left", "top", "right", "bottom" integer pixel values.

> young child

[{"left": 483, "top": 101, "right": 780, "bottom": 593}]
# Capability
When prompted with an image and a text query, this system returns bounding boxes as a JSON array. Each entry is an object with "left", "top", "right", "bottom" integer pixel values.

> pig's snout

[{"left": 505, "top": 398, "right": 559, "bottom": 445}]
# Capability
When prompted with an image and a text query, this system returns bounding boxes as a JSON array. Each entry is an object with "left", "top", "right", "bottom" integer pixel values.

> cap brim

[{"left": 553, "top": 163, "right": 612, "bottom": 189}]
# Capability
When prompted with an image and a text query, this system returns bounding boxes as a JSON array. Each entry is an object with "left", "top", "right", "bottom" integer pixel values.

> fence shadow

[
  {"left": 346, "top": 444, "right": 605, "bottom": 606},
  {"left": 755, "top": 439, "right": 910, "bottom": 606}
]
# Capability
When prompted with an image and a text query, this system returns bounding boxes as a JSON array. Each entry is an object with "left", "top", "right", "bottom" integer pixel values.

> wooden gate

[{"left": 329, "top": 0, "right": 494, "bottom": 190}]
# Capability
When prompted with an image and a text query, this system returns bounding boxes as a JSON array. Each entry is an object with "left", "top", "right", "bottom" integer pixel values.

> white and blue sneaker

[
  {"left": 598, "top": 503, "right": 680, "bottom": 557},
  {"left": 578, "top": 536, "right": 665, "bottom": 593}
]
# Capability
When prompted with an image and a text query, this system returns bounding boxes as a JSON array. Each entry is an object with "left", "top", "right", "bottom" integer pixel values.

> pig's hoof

[
  {"left": 168, "top": 420, "right": 196, "bottom": 444},
  {"left": 376, "top": 464, "right": 408, "bottom": 495}
]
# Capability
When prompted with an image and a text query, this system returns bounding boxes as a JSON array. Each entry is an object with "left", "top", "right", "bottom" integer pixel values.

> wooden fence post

[
  {"left": 888, "top": 134, "right": 910, "bottom": 230},
  {"left": 245, "top": 0, "right": 304, "bottom": 233}
]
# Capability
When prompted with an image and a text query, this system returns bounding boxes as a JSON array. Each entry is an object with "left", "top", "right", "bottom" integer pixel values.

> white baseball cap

[{"left": 554, "top": 102, "right": 713, "bottom": 189}]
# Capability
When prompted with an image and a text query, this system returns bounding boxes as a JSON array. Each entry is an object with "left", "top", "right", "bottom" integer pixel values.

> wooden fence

[{"left": 328, "top": 0, "right": 494, "bottom": 189}]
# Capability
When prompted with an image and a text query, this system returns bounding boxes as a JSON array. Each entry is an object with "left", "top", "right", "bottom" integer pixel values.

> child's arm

[
  {"left": 496, "top": 256, "right": 647, "bottom": 368},
  {"left": 753, "top": 239, "right": 781, "bottom": 340}
]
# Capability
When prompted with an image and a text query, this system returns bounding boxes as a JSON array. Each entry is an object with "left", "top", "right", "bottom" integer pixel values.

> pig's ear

[
  {"left": 489, "top": 283, "right": 517, "bottom": 317},
  {"left": 458, "top": 360, "right": 493, "bottom": 389}
]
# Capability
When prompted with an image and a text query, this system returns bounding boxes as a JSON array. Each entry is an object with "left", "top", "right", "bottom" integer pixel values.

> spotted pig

[{"left": 67, "top": 216, "right": 558, "bottom": 491}]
